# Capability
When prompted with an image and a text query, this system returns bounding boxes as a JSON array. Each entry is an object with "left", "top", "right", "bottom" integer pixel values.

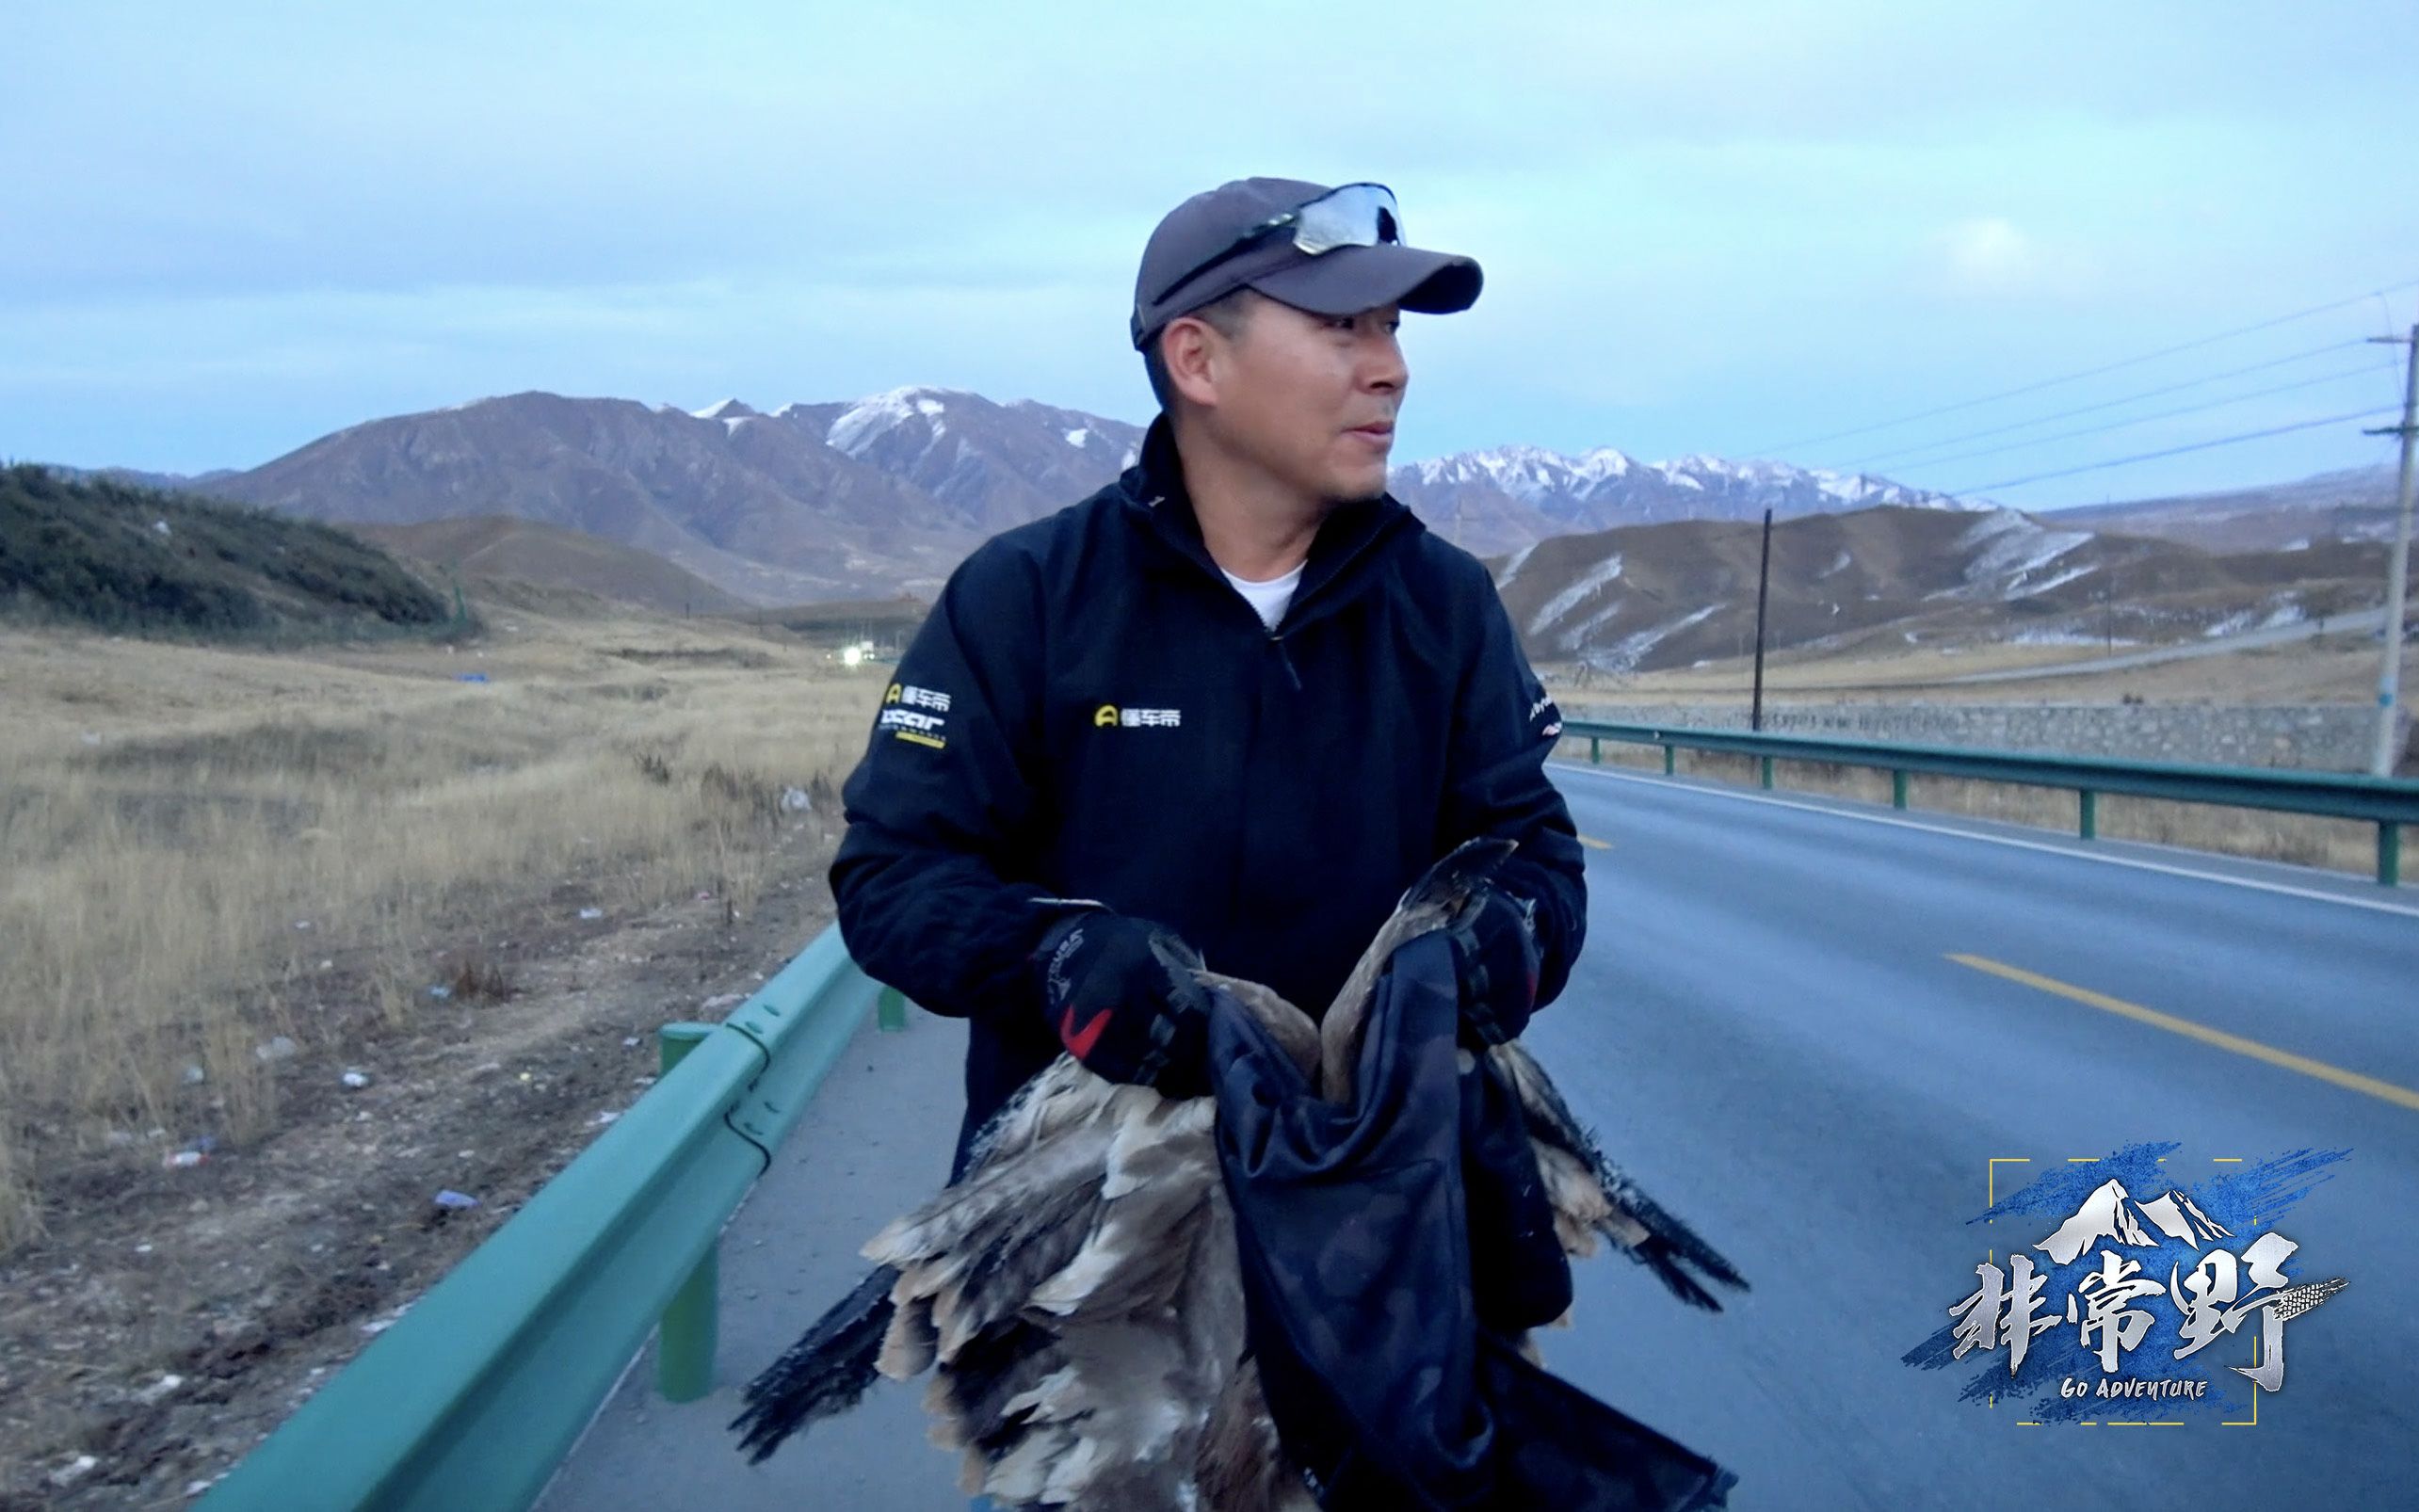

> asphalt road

[{"left": 540, "top": 763, "right": 2417, "bottom": 1511}]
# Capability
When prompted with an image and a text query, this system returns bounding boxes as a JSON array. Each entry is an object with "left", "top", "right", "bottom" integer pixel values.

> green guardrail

[
  {"left": 180, "top": 719, "right": 2415, "bottom": 1507},
  {"left": 198, "top": 925, "right": 909, "bottom": 1512},
  {"left": 1562, "top": 719, "right": 2419, "bottom": 887}
]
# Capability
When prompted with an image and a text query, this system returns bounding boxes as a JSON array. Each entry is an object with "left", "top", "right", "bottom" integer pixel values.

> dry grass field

[
  {"left": 0, "top": 600, "right": 888, "bottom": 1504},
  {"left": 1544, "top": 625, "right": 2389, "bottom": 706}
]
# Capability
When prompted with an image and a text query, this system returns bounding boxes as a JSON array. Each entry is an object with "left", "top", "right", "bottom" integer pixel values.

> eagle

[{"left": 733, "top": 839, "right": 1745, "bottom": 1509}]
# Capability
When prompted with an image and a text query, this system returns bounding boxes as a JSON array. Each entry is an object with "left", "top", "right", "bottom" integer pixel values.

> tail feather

[
  {"left": 1489, "top": 1040, "right": 1750, "bottom": 1310},
  {"left": 730, "top": 1264, "right": 896, "bottom": 1463},
  {"left": 1626, "top": 1235, "right": 1726, "bottom": 1311},
  {"left": 1594, "top": 1174, "right": 1750, "bottom": 1303}
]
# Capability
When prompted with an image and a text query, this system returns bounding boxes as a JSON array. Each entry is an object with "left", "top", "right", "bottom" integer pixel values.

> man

[{"left": 831, "top": 177, "right": 1587, "bottom": 1171}]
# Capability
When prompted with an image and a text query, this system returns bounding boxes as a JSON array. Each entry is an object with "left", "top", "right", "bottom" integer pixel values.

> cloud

[
  {"left": 1939, "top": 217, "right": 2039, "bottom": 290},
  {"left": 5, "top": 0, "right": 2413, "bottom": 501},
  {"left": 1927, "top": 216, "right": 2107, "bottom": 303}
]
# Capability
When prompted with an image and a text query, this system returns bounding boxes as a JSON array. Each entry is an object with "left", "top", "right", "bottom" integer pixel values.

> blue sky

[{"left": 6, "top": 1, "right": 2414, "bottom": 508}]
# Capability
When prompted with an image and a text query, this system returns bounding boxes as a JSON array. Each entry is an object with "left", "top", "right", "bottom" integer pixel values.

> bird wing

[
  {"left": 860, "top": 1063, "right": 1234, "bottom": 1510},
  {"left": 735, "top": 835, "right": 1749, "bottom": 1506}
]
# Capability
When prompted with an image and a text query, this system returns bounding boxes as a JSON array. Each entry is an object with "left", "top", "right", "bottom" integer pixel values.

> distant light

[{"left": 843, "top": 646, "right": 864, "bottom": 668}]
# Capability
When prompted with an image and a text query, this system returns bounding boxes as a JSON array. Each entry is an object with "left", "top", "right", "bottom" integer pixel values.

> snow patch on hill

[{"left": 1527, "top": 553, "right": 1623, "bottom": 636}]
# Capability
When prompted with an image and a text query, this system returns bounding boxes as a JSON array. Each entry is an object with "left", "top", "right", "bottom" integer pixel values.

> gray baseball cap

[{"left": 1130, "top": 177, "right": 1483, "bottom": 351}]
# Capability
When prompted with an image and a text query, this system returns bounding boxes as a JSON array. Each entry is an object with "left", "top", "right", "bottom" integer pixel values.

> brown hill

[
  {"left": 184, "top": 389, "right": 1983, "bottom": 603},
  {"left": 1492, "top": 506, "right": 2386, "bottom": 672},
  {"left": 197, "top": 389, "right": 1154, "bottom": 605},
  {"left": 2044, "top": 464, "right": 2400, "bottom": 552},
  {"left": 215, "top": 392, "right": 967, "bottom": 604},
  {"left": 93, "top": 387, "right": 2398, "bottom": 607},
  {"left": 350, "top": 516, "right": 748, "bottom": 617}
]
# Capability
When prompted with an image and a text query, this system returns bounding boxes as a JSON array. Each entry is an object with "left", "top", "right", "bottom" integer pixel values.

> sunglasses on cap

[{"left": 1148, "top": 182, "right": 1405, "bottom": 310}]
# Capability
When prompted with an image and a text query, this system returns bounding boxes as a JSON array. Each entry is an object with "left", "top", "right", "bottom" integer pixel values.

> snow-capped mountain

[
  {"left": 164, "top": 387, "right": 1153, "bottom": 601},
  {"left": 1390, "top": 444, "right": 1976, "bottom": 555},
  {"left": 810, "top": 387, "right": 1145, "bottom": 534},
  {"left": 120, "top": 386, "right": 2377, "bottom": 619},
  {"left": 183, "top": 385, "right": 1966, "bottom": 599}
]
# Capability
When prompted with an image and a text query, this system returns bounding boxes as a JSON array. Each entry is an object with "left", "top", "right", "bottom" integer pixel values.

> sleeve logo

[
  {"left": 1528, "top": 688, "right": 1562, "bottom": 742},
  {"left": 880, "top": 684, "right": 952, "bottom": 748}
]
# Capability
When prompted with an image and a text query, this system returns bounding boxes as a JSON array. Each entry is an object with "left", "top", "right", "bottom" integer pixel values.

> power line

[
  {"left": 1836, "top": 339, "right": 2367, "bottom": 471},
  {"left": 1876, "top": 363, "right": 2395, "bottom": 475},
  {"left": 1745, "top": 279, "right": 2419, "bottom": 458},
  {"left": 1943, "top": 408, "right": 2400, "bottom": 497}
]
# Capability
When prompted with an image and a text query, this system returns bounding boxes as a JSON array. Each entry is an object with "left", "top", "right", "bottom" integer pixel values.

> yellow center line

[
  {"left": 1577, "top": 834, "right": 1612, "bottom": 851},
  {"left": 1950, "top": 955, "right": 2419, "bottom": 1114}
]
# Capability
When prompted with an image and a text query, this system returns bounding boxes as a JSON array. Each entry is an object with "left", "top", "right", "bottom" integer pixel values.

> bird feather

[{"left": 736, "top": 834, "right": 1747, "bottom": 1508}]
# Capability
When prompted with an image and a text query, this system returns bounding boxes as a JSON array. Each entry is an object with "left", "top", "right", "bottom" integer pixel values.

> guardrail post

[
  {"left": 1892, "top": 770, "right": 1908, "bottom": 810},
  {"left": 878, "top": 985, "right": 908, "bottom": 1033},
  {"left": 2079, "top": 790, "right": 2098, "bottom": 841},
  {"left": 2382, "top": 823, "right": 2402, "bottom": 887},
  {"left": 1663, "top": 744, "right": 1676, "bottom": 776},
  {"left": 656, "top": 1023, "right": 718, "bottom": 1403},
  {"left": 1760, "top": 756, "right": 1774, "bottom": 791},
  {"left": 1589, "top": 735, "right": 1601, "bottom": 764}
]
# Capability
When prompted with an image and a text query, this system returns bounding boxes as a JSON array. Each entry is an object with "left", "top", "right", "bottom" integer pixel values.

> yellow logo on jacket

[
  {"left": 880, "top": 683, "right": 950, "bottom": 748},
  {"left": 1095, "top": 703, "right": 1181, "bottom": 730}
]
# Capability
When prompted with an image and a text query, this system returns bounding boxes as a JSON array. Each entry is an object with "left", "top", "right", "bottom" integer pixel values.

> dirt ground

[
  {"left": 0, "top": 603, "right": 869, "bottom": 1509},
  {"left": 0, "top": 849, "right": 841, "bottom": 1510}
]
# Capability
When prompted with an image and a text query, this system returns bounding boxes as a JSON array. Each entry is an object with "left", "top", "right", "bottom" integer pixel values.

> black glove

[
  {"left": 1032, "top": 911, "right": 1212, "bottom": 1097},
  {"left": 1446, "top": 881, "right": 1540, "bottom": 1046}
]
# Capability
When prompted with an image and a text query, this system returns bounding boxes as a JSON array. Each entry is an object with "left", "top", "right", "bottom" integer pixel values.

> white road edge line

[{"left": 1559, "top": 764, "right": 2419, "bottom": 921}]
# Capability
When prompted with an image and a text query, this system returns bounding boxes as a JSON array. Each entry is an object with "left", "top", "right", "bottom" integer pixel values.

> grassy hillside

[
  {"left": 1491, "top": 505, "right": 2384, "bottom": 672},
  {"left": 0, "top": 463, "right": 454, "bottom": 641},
  {"left": 739, "top": 594, "right": 930, "bottom": 643},
  {"left": 351, "top": 515, "right": 750, "bottom": 617}
]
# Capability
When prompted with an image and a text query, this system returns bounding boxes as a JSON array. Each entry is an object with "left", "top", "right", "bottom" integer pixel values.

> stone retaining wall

[{"left": 1564, "top": 702, "right": 2393, "bottom": 773}]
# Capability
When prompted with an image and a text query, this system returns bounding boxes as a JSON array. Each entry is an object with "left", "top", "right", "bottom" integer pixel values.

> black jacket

[
  {"left": 830, "top": 413, "right": 1588, "bottom": 1164},
  {"left": 1212, "top": 932, "right": 1736, "bottom": 1510}
]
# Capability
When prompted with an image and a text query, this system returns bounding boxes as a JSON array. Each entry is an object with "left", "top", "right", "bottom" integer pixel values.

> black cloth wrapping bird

[
  {"left": 1214, "top": 930, "right": 1737, "bottom": 1512},
  {"left": 732, "top": 839, "right": 1747, "bottom": 1509}
]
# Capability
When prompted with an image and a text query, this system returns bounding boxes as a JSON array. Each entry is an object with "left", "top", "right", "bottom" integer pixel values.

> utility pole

[
  {"left": 1750, "top": 507, "right": 1774, "bottom": 732},
  {"left": 2364, "top": 324, "right": 2418, "bottom": 778},
  {"left": 2101, "top": 496, "right": 2115, "bottom": 653}
]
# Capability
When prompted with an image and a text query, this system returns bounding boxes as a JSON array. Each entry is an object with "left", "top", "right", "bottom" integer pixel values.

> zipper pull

[{"left": 1271, "top": 634, "right": 1303, "bottom": 691}]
